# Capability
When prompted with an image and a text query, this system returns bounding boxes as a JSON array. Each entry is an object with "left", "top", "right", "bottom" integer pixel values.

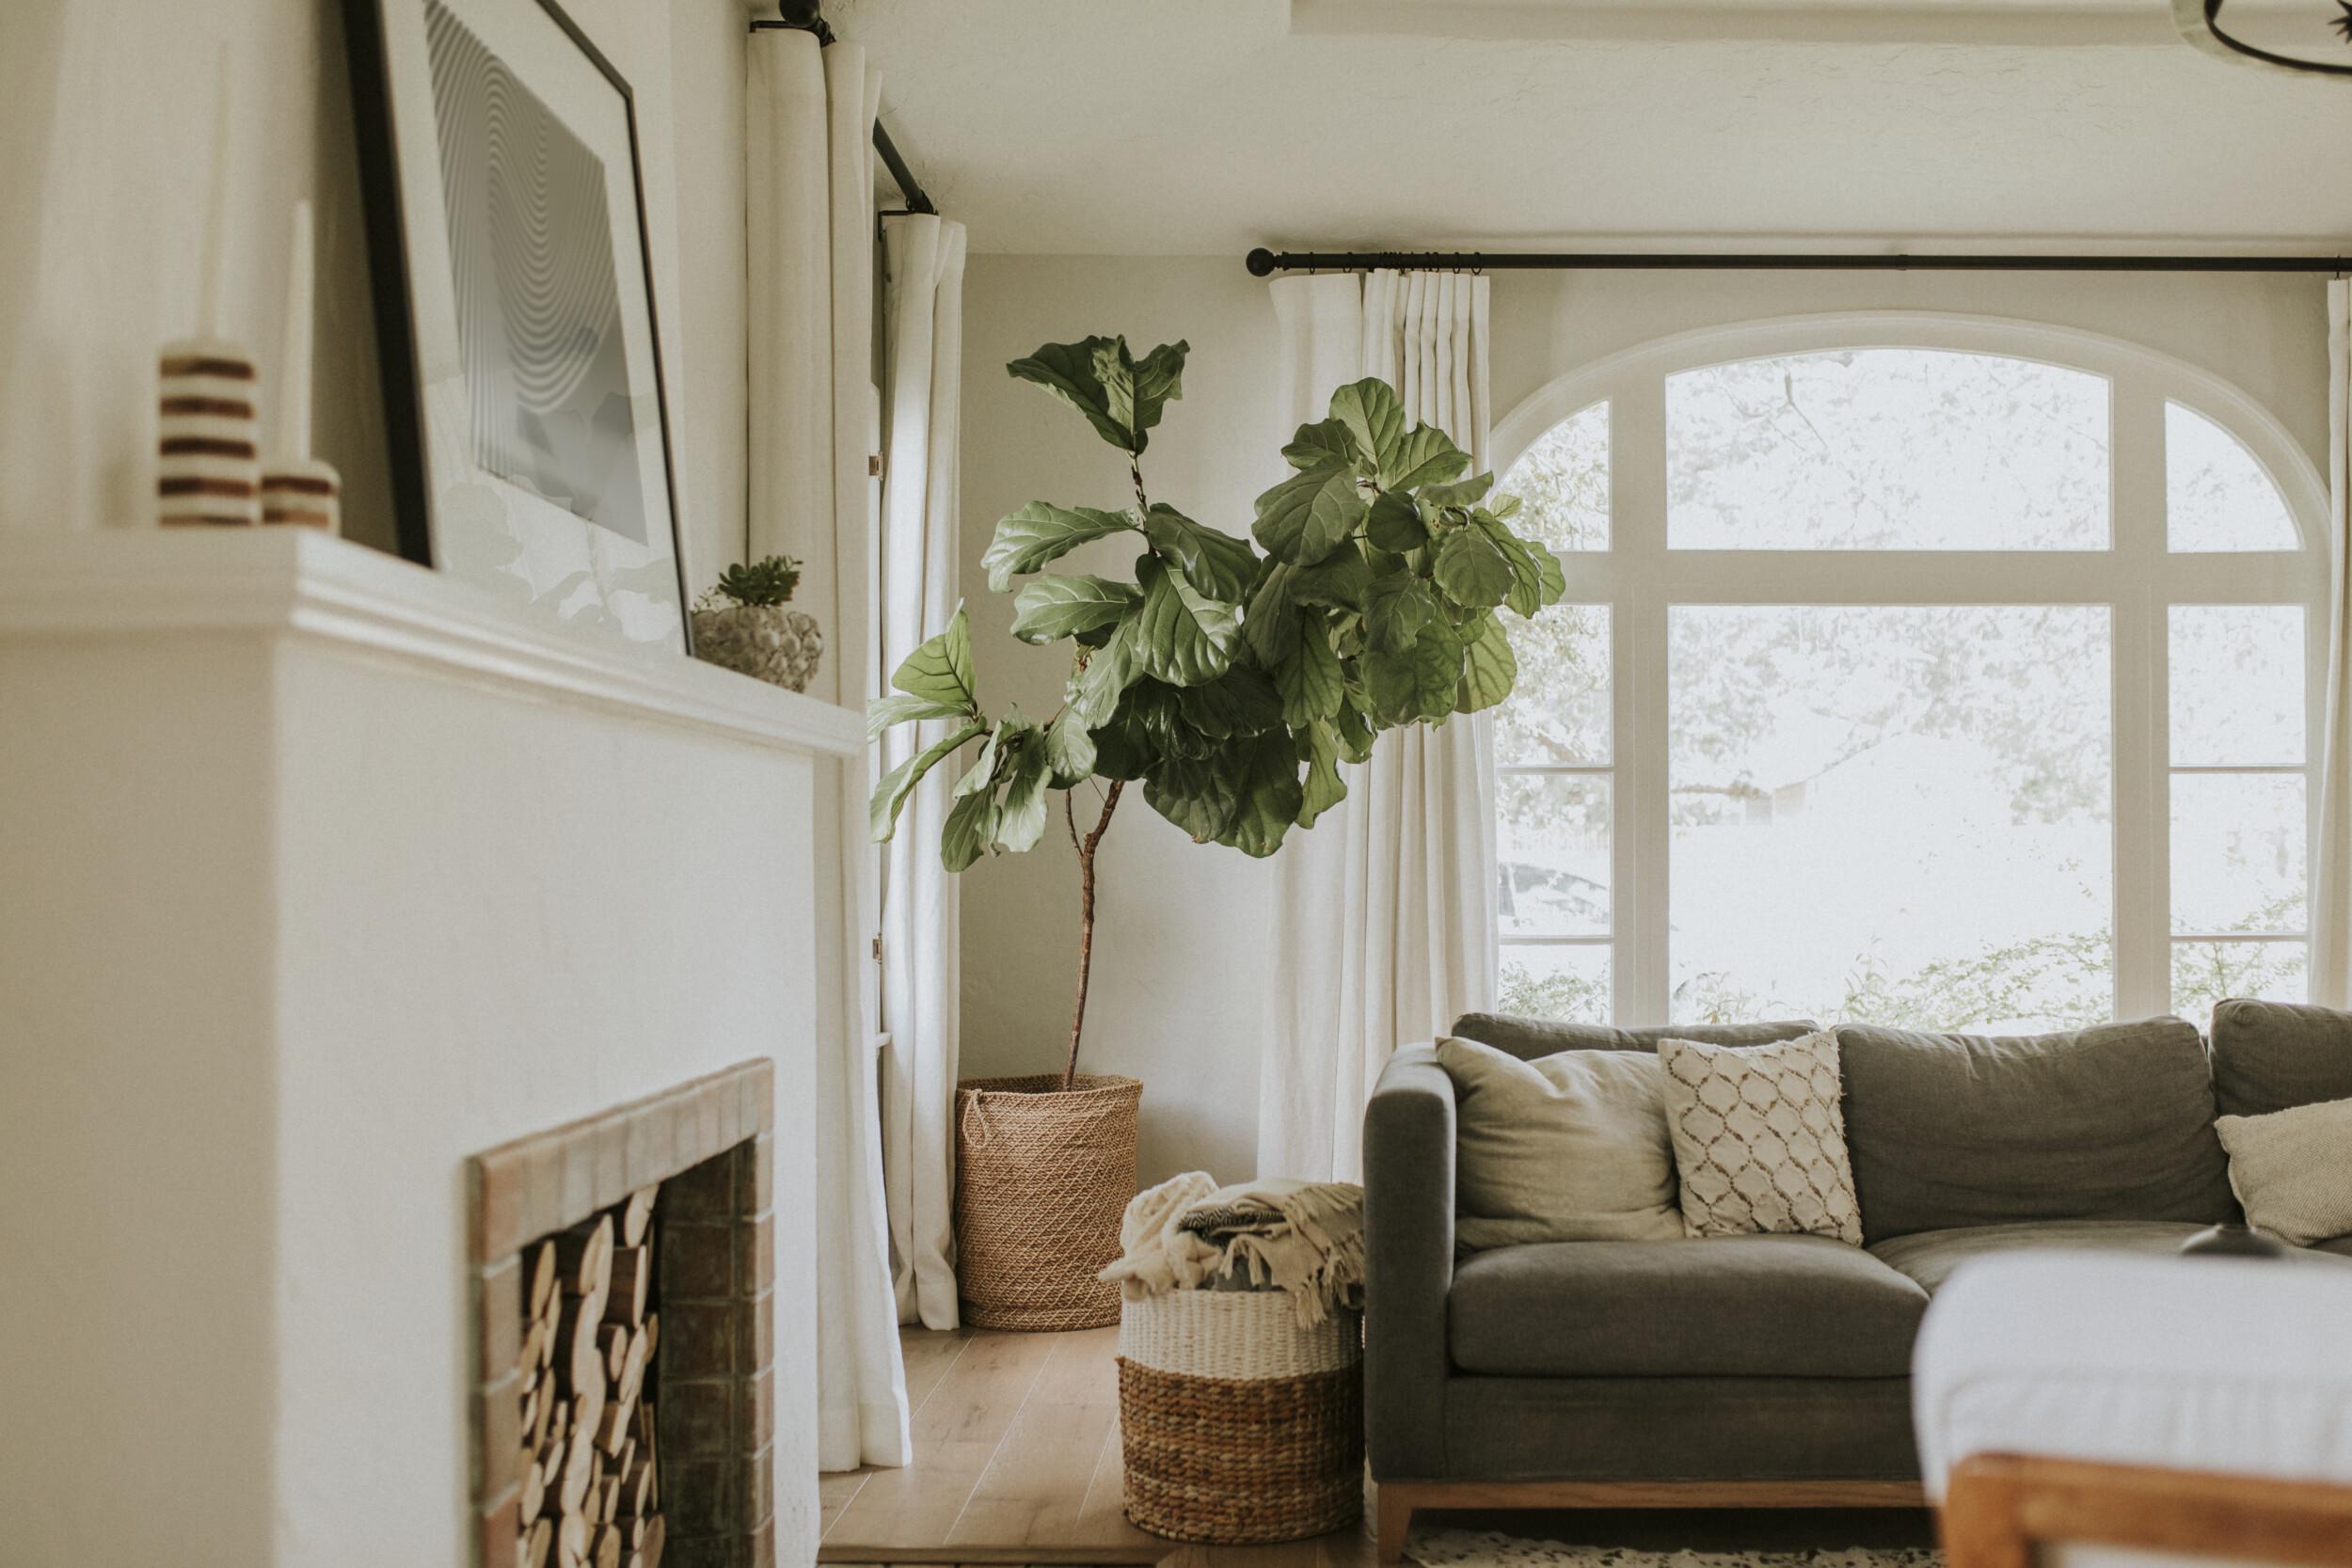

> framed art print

[{"left": 344, "top": 0, "right": 691, "bottom": 653}]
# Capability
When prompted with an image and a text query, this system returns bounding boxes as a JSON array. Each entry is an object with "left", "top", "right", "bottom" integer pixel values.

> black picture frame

[{"left": 341, "top": 0, "right": 693, "bottom": 655}]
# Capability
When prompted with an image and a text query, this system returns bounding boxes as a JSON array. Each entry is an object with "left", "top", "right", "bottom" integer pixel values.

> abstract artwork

[{"left": 345, "top": 0, "right": 690, "bottom": 651}]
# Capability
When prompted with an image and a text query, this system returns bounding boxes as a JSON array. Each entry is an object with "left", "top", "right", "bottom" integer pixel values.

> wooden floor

[
  {"left": 818, "top": 1324, "right": 1377, "bottom": 1568},
  {"left": 818, "top": 1325, "right": 1940, "bottom": 1567}
]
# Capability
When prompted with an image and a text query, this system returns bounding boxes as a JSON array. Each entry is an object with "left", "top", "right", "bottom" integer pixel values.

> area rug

[{"left": 1408, "top": 1528, "right": 1943, "bottom": 1568}]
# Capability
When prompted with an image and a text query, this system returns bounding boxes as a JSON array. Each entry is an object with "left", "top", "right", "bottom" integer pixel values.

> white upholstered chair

[{"left": 1912, "top": 1250, "right": 2352, "bottom": 1568}]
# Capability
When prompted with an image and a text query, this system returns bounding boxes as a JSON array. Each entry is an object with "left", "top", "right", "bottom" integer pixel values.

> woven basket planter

[
  {"left": 953, "top": 1074, "right": 1141, "bottom": 1331},
  {"left": 1117, "top": 1289, "right": 1364, "bottom": 1544}
]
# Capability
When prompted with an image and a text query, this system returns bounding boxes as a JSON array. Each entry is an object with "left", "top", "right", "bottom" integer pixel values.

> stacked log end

[{"left": 516, "top": 1185, "right": 661, "bottom": 1568}]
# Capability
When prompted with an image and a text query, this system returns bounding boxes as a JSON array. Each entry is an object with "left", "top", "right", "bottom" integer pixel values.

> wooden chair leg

[{"left": 1376, "top": 1483, "right": 1415, "bottom": 1565}]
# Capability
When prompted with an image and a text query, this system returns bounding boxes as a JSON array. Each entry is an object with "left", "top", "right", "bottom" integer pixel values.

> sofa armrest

[{"left": 1363, "top": 1044, "right": 1456, "bottom": 1480}]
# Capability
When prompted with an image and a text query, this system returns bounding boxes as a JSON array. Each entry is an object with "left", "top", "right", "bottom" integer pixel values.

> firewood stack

[{"left": 515, "top": 1185, "right": 664, "bottom": 1568}]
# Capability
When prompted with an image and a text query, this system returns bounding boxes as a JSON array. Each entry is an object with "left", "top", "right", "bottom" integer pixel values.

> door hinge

[{"left": 872, "top": 934, "right": 883, "bottom": 963}]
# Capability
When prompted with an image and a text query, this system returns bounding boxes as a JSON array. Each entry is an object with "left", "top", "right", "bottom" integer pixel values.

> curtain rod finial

[{"left": 1246, "top": 248, "right": 1277, "bottom": 277}]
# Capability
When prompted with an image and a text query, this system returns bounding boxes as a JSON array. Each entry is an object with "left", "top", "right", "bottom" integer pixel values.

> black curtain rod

[
  {"left": 1245, "top": 247, "right": 2347, "bottom": 277},
  {"left": 755, "top": 6, "right": 937, "bottom": 217}
]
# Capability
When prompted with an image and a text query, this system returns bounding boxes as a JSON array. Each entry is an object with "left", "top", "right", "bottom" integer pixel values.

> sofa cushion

[
  {"left": 1660, "top": 1032, "right": 1862, "bottom": 1245},
  {"left": 1450, "top": 1012, "right": 1820, "bottom": 1063},
  {"left": 1837, "top": 1018, "right": 2235, "bottom": 1243},
  {"left": 2217, "top": 1096, "right": 2352, "bottom": 1246},
  {"left": 1448, "top": 1235, "right": 1927, "bottom": 1378},
  {"left": 2210, "top": 999, "right": 2352, "bottom": 1117},
  {"left": 1437, "top": 1037, "right": 1687, "bottom": 1249},
  {"left": 1870, "top": 1220, "right": 2214, "bottom": 1293}
]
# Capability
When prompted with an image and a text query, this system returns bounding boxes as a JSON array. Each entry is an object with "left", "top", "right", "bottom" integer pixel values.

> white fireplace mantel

[
  {"left": 0, "top": 529, "right": 847, "bottom": 1566},
  {"left": 0, "top": 530, "right": 866, "bottom": 758}
]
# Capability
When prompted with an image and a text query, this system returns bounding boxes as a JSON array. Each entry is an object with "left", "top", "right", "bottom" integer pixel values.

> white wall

[
  {"left": 956, "top": 253, "right": 2332, "bottom": 1186},
  {"left": 0, "top": 0, "right": 755, "bottom": 590}
]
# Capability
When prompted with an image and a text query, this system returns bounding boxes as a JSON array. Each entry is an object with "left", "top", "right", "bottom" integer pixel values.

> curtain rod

[
  {"left": 1244, "top": 247, "right": 2347, "bottom": 277},
  {"left": 755, "top": 5, "right": 937, "bottom": 217}
]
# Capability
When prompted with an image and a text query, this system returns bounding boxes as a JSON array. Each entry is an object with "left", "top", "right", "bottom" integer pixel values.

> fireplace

[{"left": 470, "top": 1061, "right": 777, "bottom": 1568}]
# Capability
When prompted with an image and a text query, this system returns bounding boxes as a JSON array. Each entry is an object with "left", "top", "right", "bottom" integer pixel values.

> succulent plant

[{"left": 711, "top": 555, "right": 802, "bottom": 608}]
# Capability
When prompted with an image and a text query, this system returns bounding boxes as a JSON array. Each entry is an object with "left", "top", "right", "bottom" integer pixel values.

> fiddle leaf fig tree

[{"left": 871, "top": 335, "right": 1565, "bottom": 1089}]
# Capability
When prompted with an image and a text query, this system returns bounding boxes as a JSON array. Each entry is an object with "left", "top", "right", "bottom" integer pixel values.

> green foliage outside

[{"left": 869, "top": 336, "right": 1568, "bottom": 1084}]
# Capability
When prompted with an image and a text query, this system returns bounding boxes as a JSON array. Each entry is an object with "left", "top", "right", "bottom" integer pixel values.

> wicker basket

[
  {"left": 953, "top": 1074, "right": 1141, "bottom": 1331},
  {"left": 1116, "top": 1289, "right": 1364, "bottom": 1544}
]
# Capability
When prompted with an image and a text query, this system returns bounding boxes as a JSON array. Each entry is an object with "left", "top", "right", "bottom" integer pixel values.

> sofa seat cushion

[
  {"left": 1872, "top": 1220, "right": 2352, "bottom": 1294},
  {"left": 1837, "top": 1018, "right": 2236, "bottom": 1243},
  {"left": 1870, "top": 1220, "right": 2212, "bottom": 1294},
  {"left": 1448, "top": 1234, "right": 1927, "bottom": 1378}
]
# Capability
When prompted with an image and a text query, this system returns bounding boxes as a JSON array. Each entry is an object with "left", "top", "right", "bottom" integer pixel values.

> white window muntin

[{"left": 1491, "top": 310, "right": 2327, "bottom": 1026}]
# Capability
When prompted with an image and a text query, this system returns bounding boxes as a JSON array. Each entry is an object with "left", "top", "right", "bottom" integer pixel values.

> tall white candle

[{"left": 278, "top": 199, "right": 314, "bottom": 462}]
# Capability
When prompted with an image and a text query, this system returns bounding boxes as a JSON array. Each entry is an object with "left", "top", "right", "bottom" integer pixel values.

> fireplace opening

[{"left": 470, "top": 1062, "right": 775, "bottom": 1568}]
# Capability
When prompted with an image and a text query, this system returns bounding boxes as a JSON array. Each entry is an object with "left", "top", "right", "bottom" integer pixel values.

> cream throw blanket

[{"left": 1099, "top": 1172, "right": 1364, "bottom": 1325}]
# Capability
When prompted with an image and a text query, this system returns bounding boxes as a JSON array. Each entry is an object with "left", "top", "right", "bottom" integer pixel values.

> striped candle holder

[
  {"left": 157, "top": 336, "right": 261, "bottom": 527},
  {"left": 261, "top": 457, "right": 342, "bottom": 532}
]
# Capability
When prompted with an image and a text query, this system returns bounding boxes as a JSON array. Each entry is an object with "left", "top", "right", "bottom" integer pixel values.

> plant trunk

[{"left": 1062, "top": 781, "right": 1124, "bottom": 1090}]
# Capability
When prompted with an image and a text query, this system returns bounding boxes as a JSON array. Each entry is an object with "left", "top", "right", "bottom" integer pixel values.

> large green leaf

[
  {"left": 1064, "top": 617, "right": 1141, "bottom": 730},
  {"left": 1009, "top": 575, "right": 1140, "bottom": 644},
  {"left": 1418, "top": 471, "right": 1494, "bottom": 510},
  {"left": 1480, "top": 520, "right": 1546, "bottom": 618},
  {"left": 982, "top": 502, "right": 1136, "bottom": 592},
  {"left": 1253, "top": 457, "right": 1366, "bottom": 567},
  {"left": 1141, "top": 505, "right": 1257, "bottom": 604},
  {"left": 1329, "top": 379, "right": 1405, "bottom": 476},
  {"left": 1365, "top": 489, "right": 1427, "bottom": 553},
  {"left": 1434, "top": 528, "right": 1515, "bottom": 610},
  {"left": 1291, "top": 546, "right": 1374, "bottom": 613},
  {"left": 953, "top": 711, "right": 1017, "bottom": 797},
  {"left": 1243, "top": 562, "right": 1300, "bottom": 666},
  {"left": 1044, "top": 703, "right": 1097, "bottom": 786},
  {"left": 1216, "top": 732, "right": 1304, "bottom": 858},
  {"left": 1129, "top": 341, "right": 1188, "bottom": 447},
  {"left": 888, "top": 609, "right": 977, "bottom": 709},
  {"left": 1296, "top": 721, "right": 1347, "bottom": 828},
  {"left": 869, "top": 719, "right": 986, "bottom": 842},
  {"left": 1089, "top": 700, "right": 1157, "bottom": 781},
  {"left": 1281, "top": 418, "right": 1359, "bottom": 472},
  {"left": 1458, "top": 614, "right": 1518, "bottom": 713},
  {"left": 1273, "top": 606, "right": 1343, "bottom": 725},
  {"left": 1178, "top": 664, "right": 1284, "bottom": 739},
  {"left": 994, "top": 736, "right": 1056, "bottom": 852},
  {"left": 1331, "top": 696, "right": 1376, "bottom": 762},
  {"left": 940, "top": 787, "right": 1000, "bottom": 872},
  {"left": 1121, "top": 678, "right": 1215, "bottom": 760},
  {"left": 1365, "top": 622, "right": 1466, "bottom": 725},
  {"left": 866, "top": 692, "right": 968, "bottom": 739},
  {"left": 1386, "top": 423, "right": 1469, "bottom": 492},
  {"left": 1133, "top": 555, "right": 1239, "bottom": 687},
  {"left": 1144, "top": 751, "right": 1242, "bottom": 844},
  {"left": 1006, "top": 338, "right": 1131, "bottom": 451},
  {"left": 1362, "top": 572, "right": 1438, "bottom": 654}
]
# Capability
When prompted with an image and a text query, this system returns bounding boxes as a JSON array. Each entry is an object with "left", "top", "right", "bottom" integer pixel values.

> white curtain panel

[
  {"left": 1256, "top": 271, "right": 1501, "bottom": 1183},
  {"left": 877, "top": 213, "right": 969, "bottom": 1329},
  {"left": 2315, "top": 279, "right": 2352, "bottom": 1007},
  {"left": 745, "top": 29, "right": 909, "bottom": 1471}
]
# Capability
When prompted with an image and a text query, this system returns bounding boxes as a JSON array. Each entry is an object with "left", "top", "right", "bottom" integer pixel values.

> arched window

[{"left": 1491, "top": 313, "right": 2326, "bottom": 1033}]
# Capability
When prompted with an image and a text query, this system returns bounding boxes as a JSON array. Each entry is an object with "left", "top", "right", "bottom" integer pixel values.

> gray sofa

[{"left": 1362, "top": 1000, "right": 2352, "bottom": 1560}]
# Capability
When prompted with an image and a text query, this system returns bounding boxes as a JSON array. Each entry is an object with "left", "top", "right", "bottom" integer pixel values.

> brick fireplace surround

[{"left": 469, "top": 1060, "right": 778, "bottom": 1568}]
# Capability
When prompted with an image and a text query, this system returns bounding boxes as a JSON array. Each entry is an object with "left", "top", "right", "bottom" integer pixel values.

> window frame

[{"left": 1489, "top": 310, "right": 2329, "bottom": 1026}]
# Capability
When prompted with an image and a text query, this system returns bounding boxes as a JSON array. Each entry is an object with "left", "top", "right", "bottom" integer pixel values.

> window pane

[
  {"left": 2170, "top": 772, "right": 2307, "bottom": 934},
  {"left": 1666, "top": 350, "right": 2109, "bottom": 549},
  {"left": 2168, "top": 403, "right": 2298, "bottom": 552},
  {"left": 1500, "top": 774, "right": 1611, "bottom": 937},
  {"left": 1498, "top": 604, "right": 1610, "bottom": 766},
  {"left": 1499, "top": 944, "right": 1611, "bottom": 1025},
  {"left": 2172, "top": 941, "right": 2307, "bottom": 1029},
  {"left": 2169, "top": 606, "right": 2304, "bottom": 768},
  {"left": 1668, "top": 606, "right": 2113, "bottom": 1030},
  {"left": 1498, "top": 400, "right": 1608, "bottom": 552}
]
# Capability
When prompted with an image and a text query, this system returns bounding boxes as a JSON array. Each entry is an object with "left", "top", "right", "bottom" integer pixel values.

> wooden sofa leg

[{"left": 1377, "top": 1483, "right": 1416, "bottom": 1564}]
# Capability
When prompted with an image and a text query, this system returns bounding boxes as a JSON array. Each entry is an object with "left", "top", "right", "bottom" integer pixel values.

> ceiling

[{"left": 824, "top": 0, "right": 2352, "bottom": 256}]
